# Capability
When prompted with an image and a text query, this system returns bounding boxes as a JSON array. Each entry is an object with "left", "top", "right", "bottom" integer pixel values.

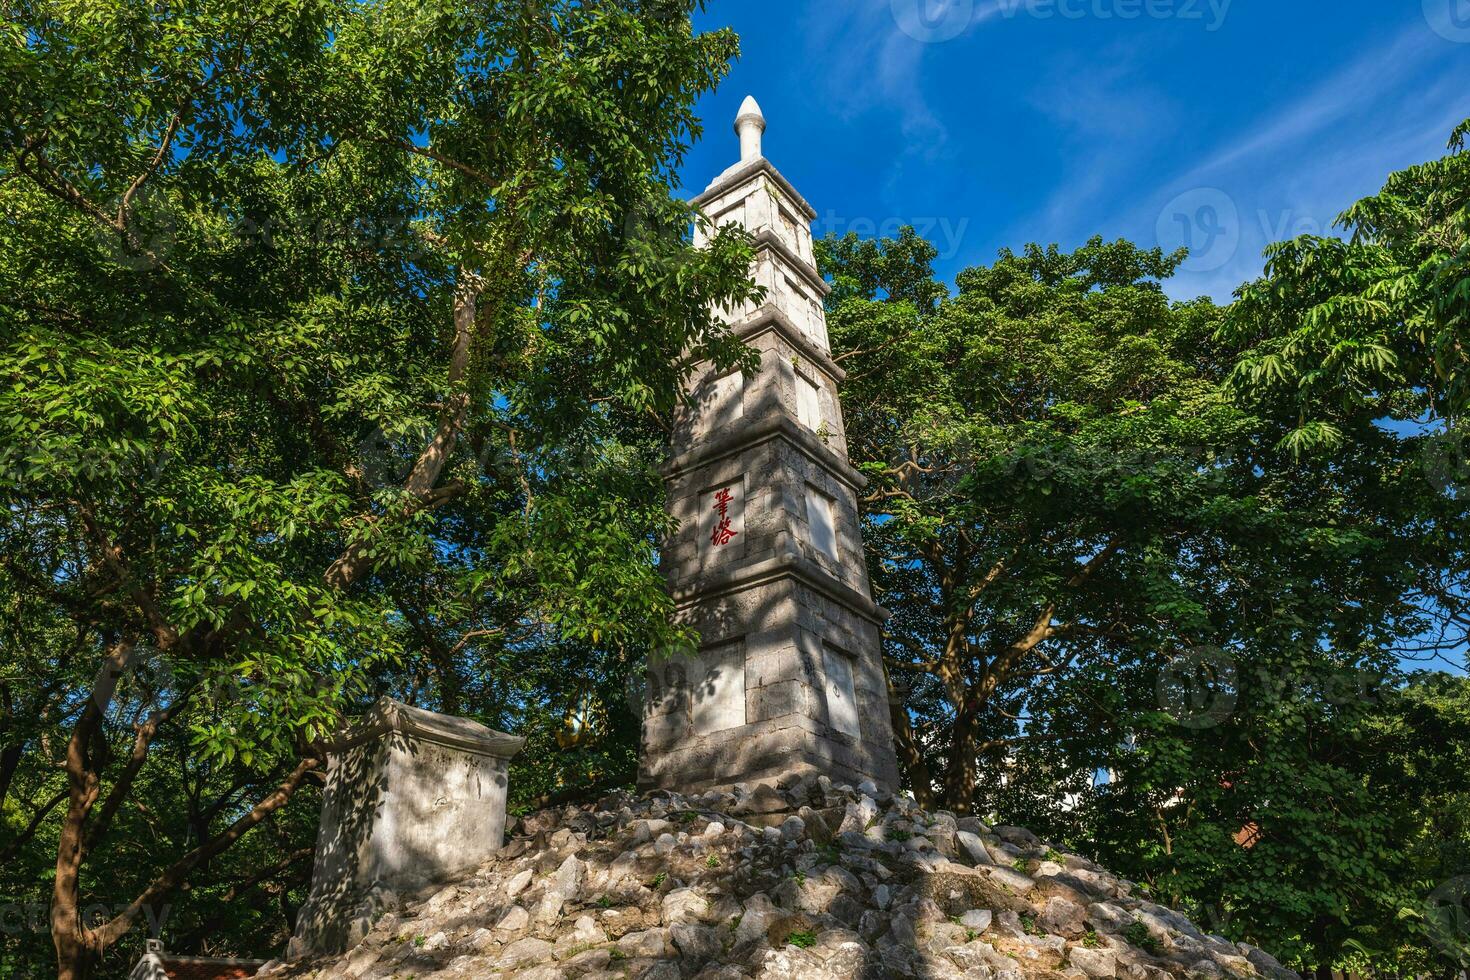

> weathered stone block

[{"left": 288, "top": 699, "right": 523, "bottom": 957}]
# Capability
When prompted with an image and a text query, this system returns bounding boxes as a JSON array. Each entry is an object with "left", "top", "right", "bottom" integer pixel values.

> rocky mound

[{"left": 264, "top": 778, "right": 1295, "bottom": 980}]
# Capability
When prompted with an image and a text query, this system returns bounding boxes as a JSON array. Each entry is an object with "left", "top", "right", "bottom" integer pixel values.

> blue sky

[{"left": 684, "top": 0, "right": 1470, "bottom": 303}]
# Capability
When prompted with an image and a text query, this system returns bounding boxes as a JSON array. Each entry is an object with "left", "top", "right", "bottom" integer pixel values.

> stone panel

[
  {"left": 691, "top": 641, "right": 747, "bottom": 736},
  {"left": 822, "top": 644, "right": 862, "bottom": 738}
]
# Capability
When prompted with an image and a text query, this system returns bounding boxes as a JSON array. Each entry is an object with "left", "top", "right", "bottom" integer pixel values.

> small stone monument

[
  {"left": 639, "top": 97, "right": 901, "bottom": 794},
  {"left": 289, "top": 699, "right": 524, "bottom": 957}
]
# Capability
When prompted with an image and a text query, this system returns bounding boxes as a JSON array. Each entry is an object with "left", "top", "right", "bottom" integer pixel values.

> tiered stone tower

[{"left": 640, "top": 97, "right": 900, "bottom": 794}]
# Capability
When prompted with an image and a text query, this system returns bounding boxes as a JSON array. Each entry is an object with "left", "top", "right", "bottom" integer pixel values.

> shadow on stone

[{"left": 287, "top": 699, "right": 524, "bottom": 958}]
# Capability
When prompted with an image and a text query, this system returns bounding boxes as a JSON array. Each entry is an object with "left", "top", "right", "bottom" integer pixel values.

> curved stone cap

[
  {"left": 735, "top": 95, "right": 766, "bottom": 133},
  {"left": 332, "top": 698, "right": 526, "bottom": 759}
]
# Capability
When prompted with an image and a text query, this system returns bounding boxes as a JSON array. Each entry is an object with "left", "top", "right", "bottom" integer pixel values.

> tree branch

[
  {"left": 324, "top": 270, "right": 486, "bottom": 591},
  {"left": 84, "top": 691, "right": 193, "bottom": 854},
  {"left": 92, "top": 755, "right": 319, "bottom": 948},
  {"left": 117, "top": 108, "right": 183, "bottom": 228}
]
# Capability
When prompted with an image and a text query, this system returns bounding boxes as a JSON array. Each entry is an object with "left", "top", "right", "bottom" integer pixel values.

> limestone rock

[
  {"left": 281, "top": 781, "right": 1289, "bottom": 980},
  {"left": 663, "top": 887, "right": 708, "bottom": 925},
  {"left": 498, "top": 936, "right": 554, "bottom": 970},
  {"left": 960, "top": 909, "right": 994, "bottom": 931},
  {"left": 672, "top": 922, "right": 723, "bottom": 960},
  {"left": 536, "top": 854, "right": 585, "bottom": 922},
  {"left": 505, "top": 868, "right": 533, "bottom": 897},
  {"left": 994, "top": 826, "right": 1042, "bottom": 848},
  {"left": 1070, "top": 947, "right": 1118, "bottom": 978},
  {"left": 958, "top": 830, "right": 997, "bottom": 866},
  {"left": 494, "top": 904, "right": 529, "bottom": 936},
  {"left": 618, "top": 926, "right": 673, "bottom": 959},
  {"left": 1041, "top": 897, "right": 1087, "bottom": 939},
  {"left": 986, "top": 866, "right": 1037, "bottom": 896}
]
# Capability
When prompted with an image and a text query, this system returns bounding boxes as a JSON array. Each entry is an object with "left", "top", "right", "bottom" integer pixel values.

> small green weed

[
  {"left": 787, "top": 930, "right": 817, "bottom": 949},
  {"left": 1124, "top": 920, "right": 1163, "bottom": 955}
]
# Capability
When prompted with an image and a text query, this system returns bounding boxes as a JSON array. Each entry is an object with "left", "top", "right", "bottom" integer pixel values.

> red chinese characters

[{"left": 710, "top": 487, "right": 738, "bottom": 547}]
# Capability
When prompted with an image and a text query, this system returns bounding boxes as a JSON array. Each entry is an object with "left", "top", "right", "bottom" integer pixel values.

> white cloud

[
  {"left": 1169, "top": 24, "right": 1444, "bottom": 189},
  {"left": 1003, "top": 18, "right": 1469, "bottom": 302}
]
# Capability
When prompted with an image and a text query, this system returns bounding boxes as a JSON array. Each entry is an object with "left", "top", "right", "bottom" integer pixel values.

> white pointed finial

[{"left": 735, "top": 95, "right": 766, "bottom": 163}]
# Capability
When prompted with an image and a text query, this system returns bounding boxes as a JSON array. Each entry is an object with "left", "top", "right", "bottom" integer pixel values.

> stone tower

[{"left": 639, "top": 97, "right": 900, "bottom": 794}]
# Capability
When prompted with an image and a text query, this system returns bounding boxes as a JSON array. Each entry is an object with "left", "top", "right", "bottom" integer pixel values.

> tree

[
  {"left": 817, "top": 121, "right": 1470, "bottom": 971},
  {"left": 1001, "top": 663, "right": 1470, "bottom": 975},
  {"left": 1226, "top": 119, "right": 1470, "bottom": 449},
  {"left": 1225, "top": 117, "right": 1470, "bottom": 663},
  {"left": 0, "top": 1, "right": 756, "bottom": 976},
  {"left": 821, "top": 232, "right": 1431, "bottom": 810}
]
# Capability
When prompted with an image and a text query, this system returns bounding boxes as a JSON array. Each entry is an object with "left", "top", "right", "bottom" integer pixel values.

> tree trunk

[
  {"left": 884, "top": 667, "right": 936, "bottom": 809},
  {"left": 0, "top": 743, "right": 22, "bottom": 804},
  {"left": 53, "top": 776, "right": 102, "bottom": 980},
  {"left": 941, "top": 709, "right": 979, "bottom": 813},
  {"left": 54, "top": 925, "right": 97, "bottom": 980},
  {"left": 53, "top": 641, "right": 133, "bottom": 980}
]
